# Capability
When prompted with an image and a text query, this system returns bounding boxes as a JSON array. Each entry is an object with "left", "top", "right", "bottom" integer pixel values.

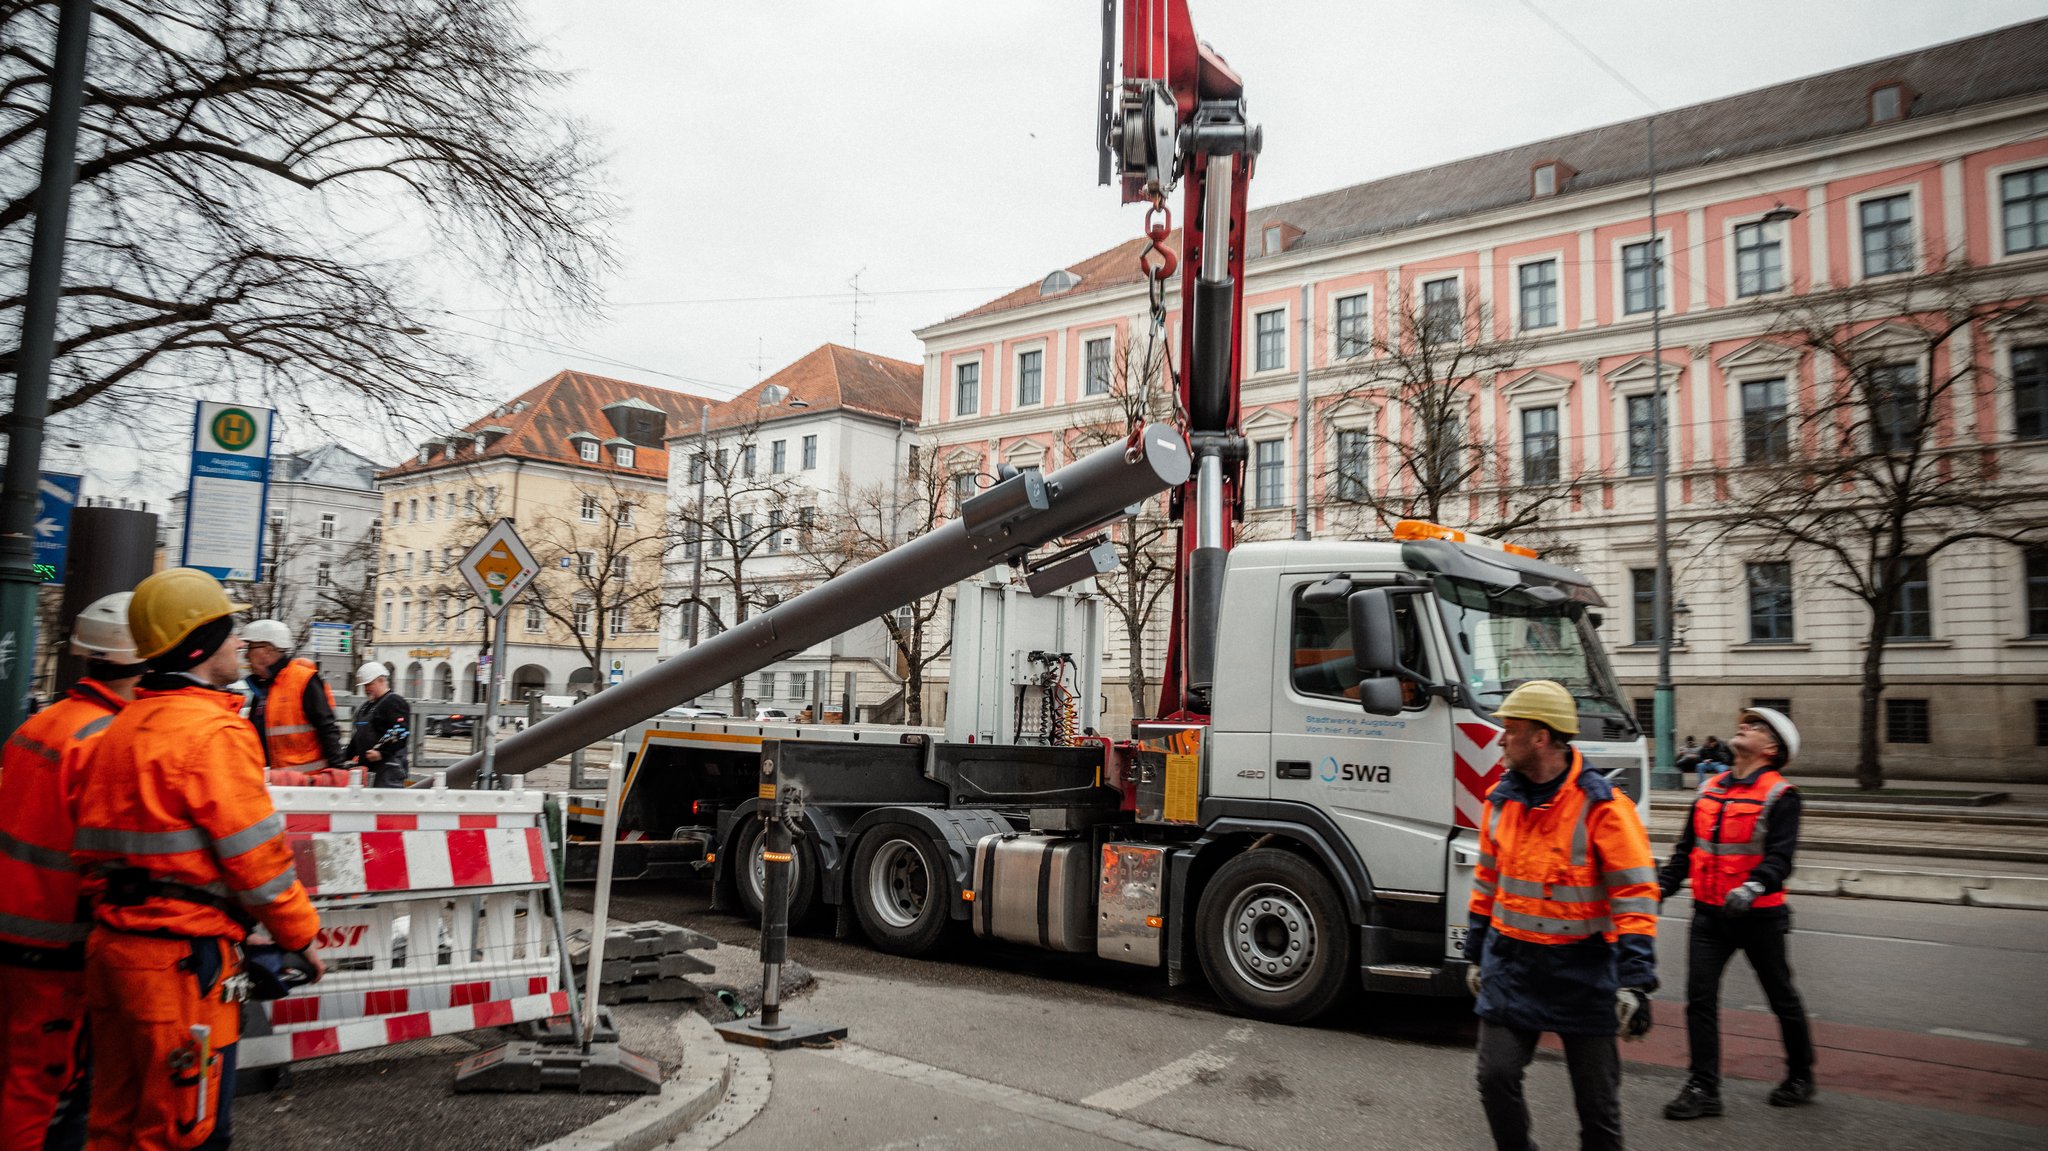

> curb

[
  {"left": 530, "top": 1011, "right": 734, "bottom": 1151},
  {"left": 1787, "top": 865, "right": 2048, "bottom": 909}
]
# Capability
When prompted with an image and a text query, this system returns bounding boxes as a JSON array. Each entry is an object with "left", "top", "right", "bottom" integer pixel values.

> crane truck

[{"left": 451, "top": 0, "right": 1646, "bottom": 1024}]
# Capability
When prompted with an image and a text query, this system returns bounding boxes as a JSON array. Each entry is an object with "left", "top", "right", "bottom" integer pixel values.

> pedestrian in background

[
  {"left": 1466, "top": 680, "right": 1660, "bottom": 1151},
  {"left": 346, "top": 662, "right": 411, "bottom": 788},
  {"left": 1699, "top": 734, "right": 1733, "bottom": 767},
  {"left": 1659, "top": 707, "right": 1815, "bottom": 1119},
  {"left": 0, "top": 594, "right": 146, "bottom": 1151},
  {"left": 242, "top": 620, "right": 348, "bottom": 786},
  {"left": 70, "top": 569, "right": 323, "bottom": 1149}
]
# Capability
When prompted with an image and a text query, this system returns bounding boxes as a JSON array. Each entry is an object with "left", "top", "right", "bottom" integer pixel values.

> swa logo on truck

[{"left": 1321, "top": 757, "right": 1391, "bottom": 784}]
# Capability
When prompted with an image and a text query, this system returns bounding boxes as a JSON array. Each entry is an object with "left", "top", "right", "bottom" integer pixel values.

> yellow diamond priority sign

[{"left": 459, "top": 518, "right": 540, "bottom": 618}]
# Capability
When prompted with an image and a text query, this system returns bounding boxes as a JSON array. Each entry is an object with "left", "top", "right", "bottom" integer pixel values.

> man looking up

[
  {"left": 242, "top": 619, "right": 347, "bottom": 785},
  {"left": 1466, "top": 680, "right": 1660, "bottom": 1151},
  {"left": 345, "top": 662, "right": 410, "bottom": 789}
]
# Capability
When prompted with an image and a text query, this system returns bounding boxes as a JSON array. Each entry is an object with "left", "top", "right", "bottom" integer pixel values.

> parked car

[
  {"left": 661, "top": 706, "right": 729, "bottom": 720},
  {"left": 753, "top": 708, "right": 792, "bottom": 723},
  {"left": 426, "top": 714, "right": 474, "bottom": 738}
]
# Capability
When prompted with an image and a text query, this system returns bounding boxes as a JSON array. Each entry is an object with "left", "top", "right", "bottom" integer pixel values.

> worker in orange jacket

[
  {"left": 1466, "top": 681, "right": 1660, "bottom": 1151},
  {"left": 0, "top": 594, "right": 147, "bottom": 1151},
  {"left": 241, "top": 620, "right": 348, "bottom": 788},
  {"left": 70, "top": 569, "right": 322, "bottom": 1150}
]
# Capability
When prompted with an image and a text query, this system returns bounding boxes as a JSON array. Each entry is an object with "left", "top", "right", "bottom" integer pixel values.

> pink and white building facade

[{"left": 915, "top": 22, "right": 2048, "bottom": 779}]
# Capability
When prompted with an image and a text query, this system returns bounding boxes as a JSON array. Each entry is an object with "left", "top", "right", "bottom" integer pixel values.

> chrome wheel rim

[
  {"left": 865, "top": 839, "right": 929, "bottom": 929},
  {"left": 744, "top": 831, "right": 799, "bottom": 905},
  {"left": 1225, "top": 883, "right": 1316, "bottom": 991}
]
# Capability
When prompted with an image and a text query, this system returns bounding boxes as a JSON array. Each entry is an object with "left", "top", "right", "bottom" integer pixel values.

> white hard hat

[
  {"left": 70, "top": 592, "right": 139, "bottom": 662},
  {"left": 355, "top": 661, "right": 390, "bottom": 687},
  {"left": 243, "top": 619, "right": 293, "bottom": 649},
  {"left": 1740, "top": 706, "right": 1801, "bottom": 766}
]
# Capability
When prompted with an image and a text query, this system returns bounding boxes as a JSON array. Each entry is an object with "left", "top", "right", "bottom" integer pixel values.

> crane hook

[{"left": 1138, "top": 204, "right": 1176, "bottom": 283}]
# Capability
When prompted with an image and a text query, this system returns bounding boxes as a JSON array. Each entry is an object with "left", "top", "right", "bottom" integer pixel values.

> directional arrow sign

[
  {"left": 458, "top": 518, "right": 539, "bottom": 619},
  {"left": 32, "top": 473, "right": 82, "bottom": 584}
]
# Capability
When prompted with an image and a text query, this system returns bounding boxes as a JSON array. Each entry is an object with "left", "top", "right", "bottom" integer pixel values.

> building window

[
  {"left": 579, "top": 493, "right": 599, "bottom": 522},
  {"left": 1517, "top": 260, "right": 1559, "bottom": 330},
  {"left": 771, "top": 440, "right": 786, "bottom": 473},
  {"left": 390, "top": 500, "right": 400, "bottom": 520},
  {"left": 1428, "top": 415, "right": 1464, "bottom": 491},
  {"left": 1085, "top": 337, "right": 1113, "bottom": 395},
  {"left": 526, "top": 601, "right": 543, "bottom": 632},
  {"left": 404, "top": 552, "right": 414, "bottom": 577},
  {"left": 381, "top": 602, "right": 392, "bottom": 630},
  {"left": 951, "top": 471, "right": 977, "bottom": 513},
  {"left": 2027, "top": 547, "right": 2048, "bottom": 637},
  {"left": 738, "top": 514, "right": 753, "bottom": 549},
  {"left": 1253, "top": 438, "right": 1285, "bottom": 508},
  {"left": 400, "top": 601, "right": 411, "bottom": 631},
  {"left": 1752, "top": 698, "right": 1792, "bottom": 717},
  {"left": 2036, "top": 700, "right": 2048, "bottom": 747},
  {"left": 614, "top": 555, "right": 631, "bottom": 583},
  {"left": 1632, "top": 697, "right": 1656, "bottom": 736},
  {"left": 1520, "top": 406, "right": 1560, "bottom": 484},
  {"left": 1626, "top": 395, "right": 1660, "bottom": 477},
  {"left": 610, "top": 608, "right": 627, "bottom": 636},
  {"left": 1255, "top": 309, "right": 1286, "bottom": 372},
  {"left": 319, "top": 512, "right": 336, "bottom": 540},
  {"left": 768, "top": 509, "right": 785, "bottom": 552},
  {"left": 408, "top": 498, "right": 418, "bottom": 523},
  {"left": 385, "top": 552, "right": 396, "bottom": 575},
  {"left": 1885, "top": 698, "right": 1930, "bottom": 744},
  {"left": 1860, "top": 193, "right": 1914, "bottom": 276},
  {"left": 1734, "top": 221, "right": 1785, "bottom": 297},
  {"left": 1421, "top": 278, "right": 1460, "bottom": 343},
  {"left": 616, "top": 501, "right": 634, "bottom": 526},
  {"left": 578, "top": 440, "right": 599, "bottom": 463},
  {"left": 577, "top": 550, "right": 595, "bottom": 579},
  {"left": 1870, "top": 362, "right": 1922, "bottom": 452},
  {"left": 572, "top": 602, "right": 591, "bottom": 636},
  {"left": 428, "top": 495, "right": 440, "bottom": 520},
  {"left": 1869, "top": 83, "right": 1905, "bottom": 124},
  {"left": 1335, "top": 430, "right": 1369, "bottom": 500},
  {"left": 316, "top": 562, "right": 332, "bottom": 588},
  {"left": 2013, "top": 345, "right": 2047, "bottom": 440},
  {"left": 1747, "top": 561, "right": 1794, "bottom": 642},
  {"left": 1017, "top": 349, "right": 1043, "bottom": 406},
  {"left": 741, "top": 445, "right": 756, "bottom": 476},
  {"left": 955, "top": 361, "right": 980, "bottom": 416},
  {"left": 614, "top": 445, "right": 634, "bottom": 468},
  {"left": 802, "top": 435, "right": 817, "bottom": 469},
  {"left": 1622, "top": 239, "right": 1664, "bottom": 314},
  {"left": 1335, "top": 294, "right": 1370, "bottom": 358},
  {"left": 465, "top": 489, "right": 477, "bottom": 513},
  {"left": 683, "top": 527, "right": 700, "bottom": 559},
  {"left": 1630, "top": 569, "right": 1656, "bottom": 644},
  {"left": 1742, "top": 378, "right": 1790, "bottom": 464},
  {"left": 1532, "top": 162, "right": 1559, "bottom": 198},
  {"left": 1887, "top": 555, "right": 1932, "bottom": 640},
  {"left": 689, "top": 453, "right": 706, "bottom": 484},
  {"left": 439, "top": 598, "right": 450, "bottom": 631},
  {"left": 2003, "top": 166, "right": 2048, "bottom": 255},
  {"left": 442, "top": 547, "right": 453, "bottom": 571}
]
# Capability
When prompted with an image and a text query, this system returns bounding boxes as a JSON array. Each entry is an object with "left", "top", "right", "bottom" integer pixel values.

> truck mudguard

[
  {"left": 845, "top": 806, "right": 1013, "bottom": 921},
  {"left": 713, "top": 799, "right": 854, "bottom": 908},
  {"left": 1193, "top": 798, "right": 1378, "bottom": 920}
]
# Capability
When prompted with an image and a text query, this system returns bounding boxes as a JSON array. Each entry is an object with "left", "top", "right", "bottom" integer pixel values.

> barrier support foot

[{"left": 451, "top": 1040, "right": 663, "bottom": 1094}]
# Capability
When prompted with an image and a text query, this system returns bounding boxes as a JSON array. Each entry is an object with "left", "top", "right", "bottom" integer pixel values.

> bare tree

[
  {"left": 498, "top": 475, "right": 668, "bottom": 694},
  {"left": 1325, "top": 285, "right": 1576, "bottom": 537},
  {"left": 803, "top": 440, "right": 952, "bottom": 724},
  {"left": 668, "top": 419, "right": 819, "bottom": 714},
  {"left": 0, "top": 0, "right": 610, "bottom": 434},
  {"left": 1724, "top": 263, "right": 2048, "bottom": 789}
]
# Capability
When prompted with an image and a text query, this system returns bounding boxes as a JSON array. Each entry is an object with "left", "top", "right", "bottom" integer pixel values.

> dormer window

[
  {"left": 417, "top": 445, "right": 432, "bottom": 464},
  {"left": 579, "top": 441, "right": 599, "bottom": 462},
  {"left": 1869, "top": 82, "right": 1909, "bottom": 124},
  {"left": 1039, "top": 269, "right": 1082, "bottom": 295},
  {"left": 1530, "top": 160, "right": 1574, "bottom": 198},
  {"left": 614, "top": 445, "right": 635, "bottom": 467},
  {"left": 761, "top": 384, "right": 789, "bottom": 405}
]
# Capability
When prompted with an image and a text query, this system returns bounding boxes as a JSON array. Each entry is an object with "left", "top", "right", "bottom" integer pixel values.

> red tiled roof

[
  {"left": 377, "top": 370, "right": 711, "bottom": 481},
  {"left": 697, "top": 344, "right": 921, "bottom": 435}
]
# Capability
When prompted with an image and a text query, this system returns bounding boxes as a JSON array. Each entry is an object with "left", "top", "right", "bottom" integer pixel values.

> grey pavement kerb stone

[{"left": 528, "top": 1010, "right": 733, "bottom": 1151}]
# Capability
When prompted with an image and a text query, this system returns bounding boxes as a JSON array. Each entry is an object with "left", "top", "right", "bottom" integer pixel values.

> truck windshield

[{"left": 1430, "top": 576, "right": 1631, "bottom": 724}]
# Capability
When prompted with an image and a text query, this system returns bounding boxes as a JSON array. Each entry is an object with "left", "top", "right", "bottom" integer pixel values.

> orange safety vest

[
  {"left": 70, "top": 682, "right": 318, "bottom": 951},
  {"left": 0, "top": 681, "right": 125, "bottom": 952},
  {"left": 1470, "top": 750, "right": 1660, "bottom": 946},
  {"left": 1687, "top": 768, "right": 1793, "bottom": 909},
  {"left": 263, "top": 656, "right": 334, "bottom": 769}
]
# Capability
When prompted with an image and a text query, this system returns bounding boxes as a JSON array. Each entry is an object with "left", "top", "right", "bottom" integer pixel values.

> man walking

[
  {"left": 345, "top": 662, "right": 411, "bottom": 788},
  {"left": 0, "top": 594, "right": 145, "bottom": 1151},
  {"left": 1467, "top": 680, "right": 1660, "bottom": 1151},
  {"left": 1660, "top": 706, "right": 1814, "bottom": 1119},
  {"left": 70, "top": 568, "right": 322, "bottom": 1149},
  {"left": 242, "top": 619, "right": 348, "bottom": 785}
]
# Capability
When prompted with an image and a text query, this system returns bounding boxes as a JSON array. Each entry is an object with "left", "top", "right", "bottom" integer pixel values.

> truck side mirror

[
  {"left": 1357, "top": 676, "right": 1404, "bottom": 716},
  {"left": 1348, "top": 587, "right": 1426, "bottom": 684}
]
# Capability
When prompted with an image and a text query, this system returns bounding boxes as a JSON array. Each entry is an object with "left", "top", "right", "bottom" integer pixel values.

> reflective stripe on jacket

[
  {"left": 0, "top": 681, "right": 124, "bottom": 950},
  {"left": 70, "top": 682, "right": 319, "bottom": 950},
  {"left": 1687, "top": 768, "right": 1792, "bottom": 909},
  {"left": 1466, "top": 749, "right": 1659, "bottom": 1034},
  {"left": 263, "top": 657, "right": 333, "bottom": 769}
]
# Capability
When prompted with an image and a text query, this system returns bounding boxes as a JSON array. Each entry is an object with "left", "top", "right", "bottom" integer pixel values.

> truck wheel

[
  {"left": 1195, "top": 848, "right": 1353, "bottom": 1024},
  {"left": 733, "top": 818, "right": 818, "bottom": 928},
  {"left": 850, "top": 823, "right": 949, "bottom": 955}
]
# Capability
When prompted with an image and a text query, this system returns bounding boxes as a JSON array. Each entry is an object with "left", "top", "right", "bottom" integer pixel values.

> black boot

[
  {"left": 1665, "top": 1081, "right": 1723, "bottom": 1120},
  {"left": 1769, "top": 1078, "right": 1815, "bottom": 1107}
]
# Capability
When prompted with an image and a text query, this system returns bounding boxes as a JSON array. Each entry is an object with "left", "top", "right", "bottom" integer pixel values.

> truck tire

[
  {"left": 733, "top": 818, "right": 818, "bottom": 928},
  {"left": 1195, "top": 848, "right": 1354, "bottom": 1024},
  {"left": 850, "top": 823, "right": 949, "bottom": 955}
]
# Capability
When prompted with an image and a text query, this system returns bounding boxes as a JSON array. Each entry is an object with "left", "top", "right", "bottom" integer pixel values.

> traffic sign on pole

[
  {"left": 459, "top": 518, "right": 538, "bottom": 618},
  {"left": 32, "top": 472, "right": 81, "bottom": 583},
  {"left": 180, "top": 401, "right": 274, "bottom": 582}
]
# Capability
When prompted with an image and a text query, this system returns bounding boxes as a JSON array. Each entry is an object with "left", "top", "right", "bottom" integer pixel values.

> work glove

[
  {"left": 1723, "top": 881, "right": 1765, "bottom": 915},
  {"left": 1465, "top": 964, "right": 1482, "bottom": 998},
  {"left": 1616, "top": 987, "right": 1653, "bottom": 1041}
]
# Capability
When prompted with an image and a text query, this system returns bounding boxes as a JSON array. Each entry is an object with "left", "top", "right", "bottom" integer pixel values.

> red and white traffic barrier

[{"left": 242, "top": 990, "right": 569, "bottom": 1068}]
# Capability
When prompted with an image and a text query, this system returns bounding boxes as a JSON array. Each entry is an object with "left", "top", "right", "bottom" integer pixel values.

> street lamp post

[
  {"left": 1648, "top": 118, "right": 1680, "bottom": 791},
  {"left": 686, "top": 406, "right": 709, "bottom": 649}
]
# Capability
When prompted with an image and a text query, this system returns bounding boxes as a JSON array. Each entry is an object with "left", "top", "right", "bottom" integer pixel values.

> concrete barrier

[
  {"left": 1838, "top": 870, "right": 1975, "bottom": 905},
  {"left": 1964, "top": 876, "right": 2048, "bottom": 911}
]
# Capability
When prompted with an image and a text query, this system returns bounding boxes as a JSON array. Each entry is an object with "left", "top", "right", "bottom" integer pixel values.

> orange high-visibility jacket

[
  {"left": 1470, "top": 750, "right": 1660, "bottom": 945},
  {"left": 262, "top": 657, "right": 334, "bottom": 769},
  {"left": 1685, "top": 768, "right": 1793, "bottom": 909},
  {"left": 70, "top": 681, "right": 318, "bottom": 951},
  {"left": 0, "top": 681, "right": 125, "bottom": 952}
]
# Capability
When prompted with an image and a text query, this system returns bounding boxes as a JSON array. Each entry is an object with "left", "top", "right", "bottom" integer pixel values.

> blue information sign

[
  {"left": 33, "top": 473, "right": 83, "bottom": 584},
  {"left": 180, "top": 402, "right": 274, "bottom": 582}
]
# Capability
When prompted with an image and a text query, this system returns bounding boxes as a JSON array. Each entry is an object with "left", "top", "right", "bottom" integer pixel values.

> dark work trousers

[
  {"left": 1476, "top": 1019, "right": 1623, "bottom": 1151},
  {"left": 1686, "top": 908, "right": 1814, "bottom": 1093}
]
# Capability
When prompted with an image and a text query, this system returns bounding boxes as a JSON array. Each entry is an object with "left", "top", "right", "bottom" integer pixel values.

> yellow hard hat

[
  {"left": 128, "top": 568, "right": 250, "bottom": 659},
  {"left": 1494, "top": 680, "right": 1579, "bottom": 736}
]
